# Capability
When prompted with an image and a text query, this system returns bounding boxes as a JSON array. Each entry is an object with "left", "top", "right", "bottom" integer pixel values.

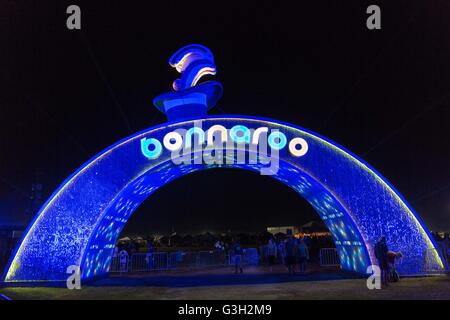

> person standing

[
  {"left": 277, "top": 239, "right": 285, "bottom": 265},
  {"left": 374, "top": 236, "right": 389, "bottom": 286},
  {"left": 296, "top": 238, "right": 309, "bottom": 274},
  {"left": 146, "top": 240, "right": 155, "bottom": 270},
  {"left": 119, "top": 248, "right": 129, "bottom": 273},
  {"left": 284, "top": 237, "right": 297, "bottom": 275},
  {"left": 387, "top": 251, "right": 402, "bottom": 282},
  {"left": 267, "top": 238, "right": 277, "bottom": 271},
  {"left": 232, "top": 240, "right": 244, "bottom": 274}
]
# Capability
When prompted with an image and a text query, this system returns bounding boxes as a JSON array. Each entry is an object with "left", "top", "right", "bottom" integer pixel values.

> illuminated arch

[{"left": 3, "top": 116, "right": 445, "bottom": 283}]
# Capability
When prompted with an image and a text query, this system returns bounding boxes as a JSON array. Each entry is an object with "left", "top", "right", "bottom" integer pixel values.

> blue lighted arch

[{"left": 3, "top": 116, "right": 445, "bottom": 282}]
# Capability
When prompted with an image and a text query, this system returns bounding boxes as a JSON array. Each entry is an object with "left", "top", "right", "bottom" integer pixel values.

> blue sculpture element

[
  {"left": 153, "top": 44, "right": 223, "bottom": 121},
  {"left": 169, "top": 44, "right": 216, "bottom": 91},
  {"left": 3, "top": 45, "right": 446, "bottom": 284}
]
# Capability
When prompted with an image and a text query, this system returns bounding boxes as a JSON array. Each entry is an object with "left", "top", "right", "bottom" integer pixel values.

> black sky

[{"left": 0, "top": 0, "right": 449, "bottom": 233}]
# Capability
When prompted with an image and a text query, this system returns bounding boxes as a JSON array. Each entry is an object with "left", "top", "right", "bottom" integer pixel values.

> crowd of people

[
  {"left": 113, "top": 232, "right": 328, "bottom": 275},
  {"left": 265, "top": 236, "right": 310, "bottom": 275},
  {"left": 112, "top": 231, "right": 450, "bottom": 281},
  {"left": 230, "top": 236, "right": 311, "bottom": 275},
  {"left": 113, "top": 239, "right": 156, "bottom": 272}
]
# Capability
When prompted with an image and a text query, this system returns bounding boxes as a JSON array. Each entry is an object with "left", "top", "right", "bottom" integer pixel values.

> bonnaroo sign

[
  {"left": 140, "top": 122, "right": 309, "bottom": 175},
  {"left": 3, "top": 45, "right": 446, "bottom": 283}
]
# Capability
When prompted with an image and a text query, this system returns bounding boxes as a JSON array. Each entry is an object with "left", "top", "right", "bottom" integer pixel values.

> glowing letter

[
  {"left": 252, "top": 127, "right": 269, "bottom": 145},
  {"left": 140, "top": 138, "right": 162, "bottom": 159},
  {"left": 185, "top": 127, "right": 205, "bottom": 148},
  {"left": 289, "top": 137, "right": 308, "bottom": 157},
  {"left": 230, "top": 125, "right": 250, "bottom": 144},
  {"left": 163, "top": 131, "right": 183, "bottom": 151},
  {"left": 207, "top": 125, "right": 228, "bottom": 146},
  {"left": 268, "top": 131, "right": 287, "bottom": 150}
]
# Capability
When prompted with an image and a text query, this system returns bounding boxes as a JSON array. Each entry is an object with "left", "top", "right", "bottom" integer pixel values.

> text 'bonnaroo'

[{"left": 140, "top": 121, "right": 309, "bottom": 175}]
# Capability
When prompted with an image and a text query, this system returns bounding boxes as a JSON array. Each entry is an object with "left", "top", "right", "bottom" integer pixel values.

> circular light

[
  {"left": 140, "top": 138, "right": 162, "bottom": 159},
  {"left": 163, "top": 131, "right": 183, "bottom": 151},
  {"left": 289, "top": 137, "right": 308, "bottom": 157},
  {"left": 268, "top": 131, "right": 287, "bottom": 150},
  {"left": 229, "top": 125, "right": 250, "bottom": 143}
]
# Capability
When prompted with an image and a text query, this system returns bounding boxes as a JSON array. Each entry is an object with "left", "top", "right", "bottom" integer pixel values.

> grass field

[{"left": 1, "top": 267, "right": 449, "bottom": 300}]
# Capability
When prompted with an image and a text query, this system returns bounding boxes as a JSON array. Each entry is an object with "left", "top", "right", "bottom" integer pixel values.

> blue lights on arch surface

[{"left": 3, "top": 116, "right": 445, "bottom": 282}]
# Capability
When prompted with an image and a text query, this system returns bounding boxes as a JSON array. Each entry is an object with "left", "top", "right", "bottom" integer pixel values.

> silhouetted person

[
  {"left": 387, "top": 251, "right": 402, "bottom": 282},
  {"left": 277, "top": 240, "right": 285, "bottom": 264},
  {"left": 232, "top": 240, "right": 244, "bottom": 274},
  {"left": 296, "top": 238, "right": 309, "bottom": 274},
  {"left": 284, "top": 237, "right": 297, "bottom": 275},
  {"left": 375, "top": 235, "right": 389, "bottom": 286},
  {"left": 267, "top": 238, "right": 277, "bottom": 271},
  {"left": 119, "top": 248, "right": 129, "bottom": 273},
  {"left": 146, "top": 240, "right": 154, "bottom": 270}
]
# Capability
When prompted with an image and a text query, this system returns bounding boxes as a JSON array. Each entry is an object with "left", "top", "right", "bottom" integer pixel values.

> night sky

[{"left": 0, "top": 1, "right": 449, "bottom": 234}]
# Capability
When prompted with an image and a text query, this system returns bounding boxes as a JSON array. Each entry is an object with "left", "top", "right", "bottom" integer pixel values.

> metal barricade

[
  {"left": 108, "top": 253, "right": 171, "bottom": 273},
  {"left": 424, "top": 248, "right": 449, "bottom": 274},
  {"left": 197, "top": 250, "right": 227, "bottom": 267},
  {"left": 152, "top": 252, "right": 170, "bottom": 271},
  {"left": 130, "top": 252, "right": 170, "bottom": 272},
  {"left": 319, "top": 248, "right": 340, "bottom": 267},
  {"left": 229, "top": 248, "right": 260, "bottom": 266},
  {"left": 109, "top": 256, "right": 129, "bottom": 273},
  {"left": 108, "top": 248, "right": 261, "bottom": 273},
  {"left": 169, "top": 250, "right": 228, "bottom": 269},
  {"left": 130, "top": 253, "right": 148, "bottom": 272}
]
